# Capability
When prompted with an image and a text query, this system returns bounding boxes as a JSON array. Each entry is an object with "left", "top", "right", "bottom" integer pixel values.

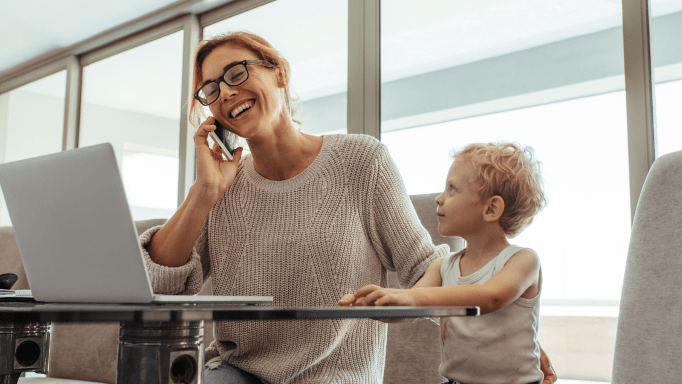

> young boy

[{"left": 340, "top": 142, "right": 548, "bottom": 384}]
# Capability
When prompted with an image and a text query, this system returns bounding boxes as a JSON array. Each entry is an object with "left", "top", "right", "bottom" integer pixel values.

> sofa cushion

[{"left": 47, "top": 323, "right": 119, "bottom": 384}]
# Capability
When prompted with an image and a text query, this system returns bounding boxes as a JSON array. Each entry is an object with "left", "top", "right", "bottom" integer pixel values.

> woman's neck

[{"left": 247, "top": 120, "right": 324, "bottom": 181}]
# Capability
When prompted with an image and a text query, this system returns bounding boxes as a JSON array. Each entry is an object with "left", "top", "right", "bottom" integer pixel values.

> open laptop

[{"left": 0, "top": 143, "right": 272, "bottom": 305}]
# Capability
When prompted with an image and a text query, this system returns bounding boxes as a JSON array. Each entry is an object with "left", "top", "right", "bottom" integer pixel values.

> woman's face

[{"left": 201, "top": 43, "right": 286, "bottom": 138}]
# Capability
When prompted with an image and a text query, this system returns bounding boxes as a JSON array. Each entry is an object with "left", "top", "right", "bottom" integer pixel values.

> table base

[
  {"left": 0, "top": 322, "right": 51, "bottom": 384},
  {"left": 117, "top": 320, "right": 204, "bottom": 384}
]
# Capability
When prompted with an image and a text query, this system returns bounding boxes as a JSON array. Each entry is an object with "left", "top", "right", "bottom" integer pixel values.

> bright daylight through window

[
  {"left": 79, "top": 31, "right": 184, "bottom": 221},
  {"left": 0, "top": 71, "right": 66, "bottom": 226}
]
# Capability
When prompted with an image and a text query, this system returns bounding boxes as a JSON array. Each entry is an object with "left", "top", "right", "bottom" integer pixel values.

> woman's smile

[{"left": 229, "top": 99, "right": 256, "bottom": 120}]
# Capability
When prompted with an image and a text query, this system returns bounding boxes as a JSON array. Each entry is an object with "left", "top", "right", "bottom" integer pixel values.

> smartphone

[{"left": 208, "top": 119, "right": 235, "bottom": 161}]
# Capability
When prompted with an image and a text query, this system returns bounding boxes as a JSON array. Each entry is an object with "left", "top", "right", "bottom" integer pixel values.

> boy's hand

[
  {"left": 353, "top": 285, "right": 418, "bottom": 306},
  {"left": 337, "top": 289, "right": 414, "bottom": 323}
]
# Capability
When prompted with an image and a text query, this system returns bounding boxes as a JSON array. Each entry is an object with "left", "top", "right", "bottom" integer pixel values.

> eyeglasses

[{"left": 194, "top": 60, "right": 275, "bottom": 106}]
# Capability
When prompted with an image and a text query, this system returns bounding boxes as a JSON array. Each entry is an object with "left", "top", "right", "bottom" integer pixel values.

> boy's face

[{"left": 435, "top": 158, "right": 486, "bottom": 237}]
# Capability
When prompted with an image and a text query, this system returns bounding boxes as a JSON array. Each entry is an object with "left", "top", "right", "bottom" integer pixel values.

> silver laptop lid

[{"left": 0, "top": 143, "right": 155, "bottom": 303}]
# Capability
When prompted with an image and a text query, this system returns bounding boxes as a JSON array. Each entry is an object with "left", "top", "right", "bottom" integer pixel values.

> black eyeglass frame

[{"left": 194, "top": 60, "right": 275, "bottom": 106}]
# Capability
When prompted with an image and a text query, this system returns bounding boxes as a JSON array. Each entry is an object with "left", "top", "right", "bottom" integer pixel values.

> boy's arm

[
  {"left": 356, "top": 249, "right": 540, "bottom": 315},
  {"left": 411, "top": 257, "right": 444, "bottom": 289},
  {"left": 337, "top": 258, "right": 445, "bottom": 307}
]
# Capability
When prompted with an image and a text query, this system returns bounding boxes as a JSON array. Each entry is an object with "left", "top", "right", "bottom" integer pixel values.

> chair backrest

[
  {"left": 611, "top": 150, "right": 682, "bottom": 383},
  {"left": 409, "top": 193, "right": 464, "bottom": 253},
  {"left": 383, "top": 193, "right": 464, "bottom": 383}
]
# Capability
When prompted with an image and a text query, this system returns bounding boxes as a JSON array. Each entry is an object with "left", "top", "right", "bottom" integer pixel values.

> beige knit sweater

[{"left": 139, "top": 134, "right": 449, "bottom": 383}]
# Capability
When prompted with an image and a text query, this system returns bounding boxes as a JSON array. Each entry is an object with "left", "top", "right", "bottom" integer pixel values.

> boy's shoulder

[
  {"left": 502, "top": 245, "right": 535, "bottom": 256},
  {"left": 440, "top": 248, "right": 467, "bottom": 275},
  {"left": 506, "top": 247, "right": 539, "bottom": 261},
  {"left": 496, "top": 246, "right": 540, "bottom": 273}
]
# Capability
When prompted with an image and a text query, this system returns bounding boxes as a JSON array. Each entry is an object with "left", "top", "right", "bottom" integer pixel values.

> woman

[{"left": 142, "top": 32, "right": 556, "bottom": 384}]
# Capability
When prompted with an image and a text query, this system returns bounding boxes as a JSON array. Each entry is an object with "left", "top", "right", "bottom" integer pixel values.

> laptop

[{"left": 0, "top": 143, "right": 272, "bottom": 305}]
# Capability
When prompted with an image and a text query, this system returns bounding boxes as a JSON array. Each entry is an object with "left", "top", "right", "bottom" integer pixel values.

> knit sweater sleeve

[
  {"left": 367, "top": 143, "right": 450, "bottom": 288},
  {"left": 137, "top": 217, "right": 211, "bottom": 295}
]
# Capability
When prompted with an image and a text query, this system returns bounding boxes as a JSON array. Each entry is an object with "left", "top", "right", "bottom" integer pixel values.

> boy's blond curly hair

[{"left": 453, "top": 142, "right": 547, "bottom": 238}]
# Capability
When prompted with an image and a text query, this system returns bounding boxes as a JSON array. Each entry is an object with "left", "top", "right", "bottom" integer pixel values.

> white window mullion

[
  {"left": 178, "top": 14, "right": 201, "bottom": 206},
  {"left": 63, "top": 56, "right": 82, "bottom": 151},
  {"left": 348, "top": 0, "right": 381, "bottom": 139},
  {"left": 622, "top": 0, "right": 657, "bottom": 224}
]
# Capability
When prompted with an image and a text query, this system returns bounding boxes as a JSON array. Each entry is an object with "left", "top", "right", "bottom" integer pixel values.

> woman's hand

[
  {"left": 539, "top": 345, "right": 557, "bottom": 384},
  {"left": 194, "top": 117, "right": 243, "bottom": 201},
  {"left": 338, "top": 294, "right": 356, "bottom": 306}
]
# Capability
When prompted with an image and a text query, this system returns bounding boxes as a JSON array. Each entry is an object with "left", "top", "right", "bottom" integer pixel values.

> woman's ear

[
  {"left": 483, "top": 195, "right": 505, "bottom": 222},
  {"left": 276, "top": 68, "right": 286, "bottom": 88}
]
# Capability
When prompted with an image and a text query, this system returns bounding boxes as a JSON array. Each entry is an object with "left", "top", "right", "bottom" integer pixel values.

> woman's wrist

[
  {"left": 148, "top": 184, "right": 218, "bottom": 268},
  {"left": 188, "top": 183, "right": 224, "bottom": 208}
]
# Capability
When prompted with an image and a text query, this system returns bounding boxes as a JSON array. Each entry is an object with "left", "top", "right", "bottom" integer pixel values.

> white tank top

[{"left": 439, "top": 245, "right": 543, "bottom": 384}]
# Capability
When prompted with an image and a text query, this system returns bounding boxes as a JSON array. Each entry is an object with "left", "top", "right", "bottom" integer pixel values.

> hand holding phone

[{"left": 208, "top": 120, "right": 235, "bottom": 161}]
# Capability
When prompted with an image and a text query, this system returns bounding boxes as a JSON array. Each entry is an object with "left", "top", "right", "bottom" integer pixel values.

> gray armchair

[{"left": 611, "top": 150, "right": 682, "bottom": 383}]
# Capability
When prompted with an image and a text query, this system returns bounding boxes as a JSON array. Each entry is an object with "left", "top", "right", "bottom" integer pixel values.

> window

[
  {"left": 381, "top": 1, "right": 630, "bottom": 380},
  {"left": 79, "top": 31, "right": 184, "bottom": 220},
  {"left": 382, "top": 92, "right": 631, "bottom": 303},
  {"left": 203, "top": 0, "right": 348, "bottom": 138},
  {"left": 651, "top": 0, "right": 682, "bottom": 157},
  {"left": 0, "top": 71, "right": 66, "bottom": 226}
]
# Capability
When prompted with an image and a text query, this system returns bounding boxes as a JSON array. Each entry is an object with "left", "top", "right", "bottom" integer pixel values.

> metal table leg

[
  {"left": 117, "top": 320, "right": 204, "bottom": 384},
  {"left": 0, "top": 322, "right": 51, "bottom": 384}
]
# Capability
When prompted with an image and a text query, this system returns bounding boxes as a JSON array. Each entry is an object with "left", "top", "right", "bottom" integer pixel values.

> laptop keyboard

[{"left": 0, "top": 289, "right": 33, "bottom": 297}]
